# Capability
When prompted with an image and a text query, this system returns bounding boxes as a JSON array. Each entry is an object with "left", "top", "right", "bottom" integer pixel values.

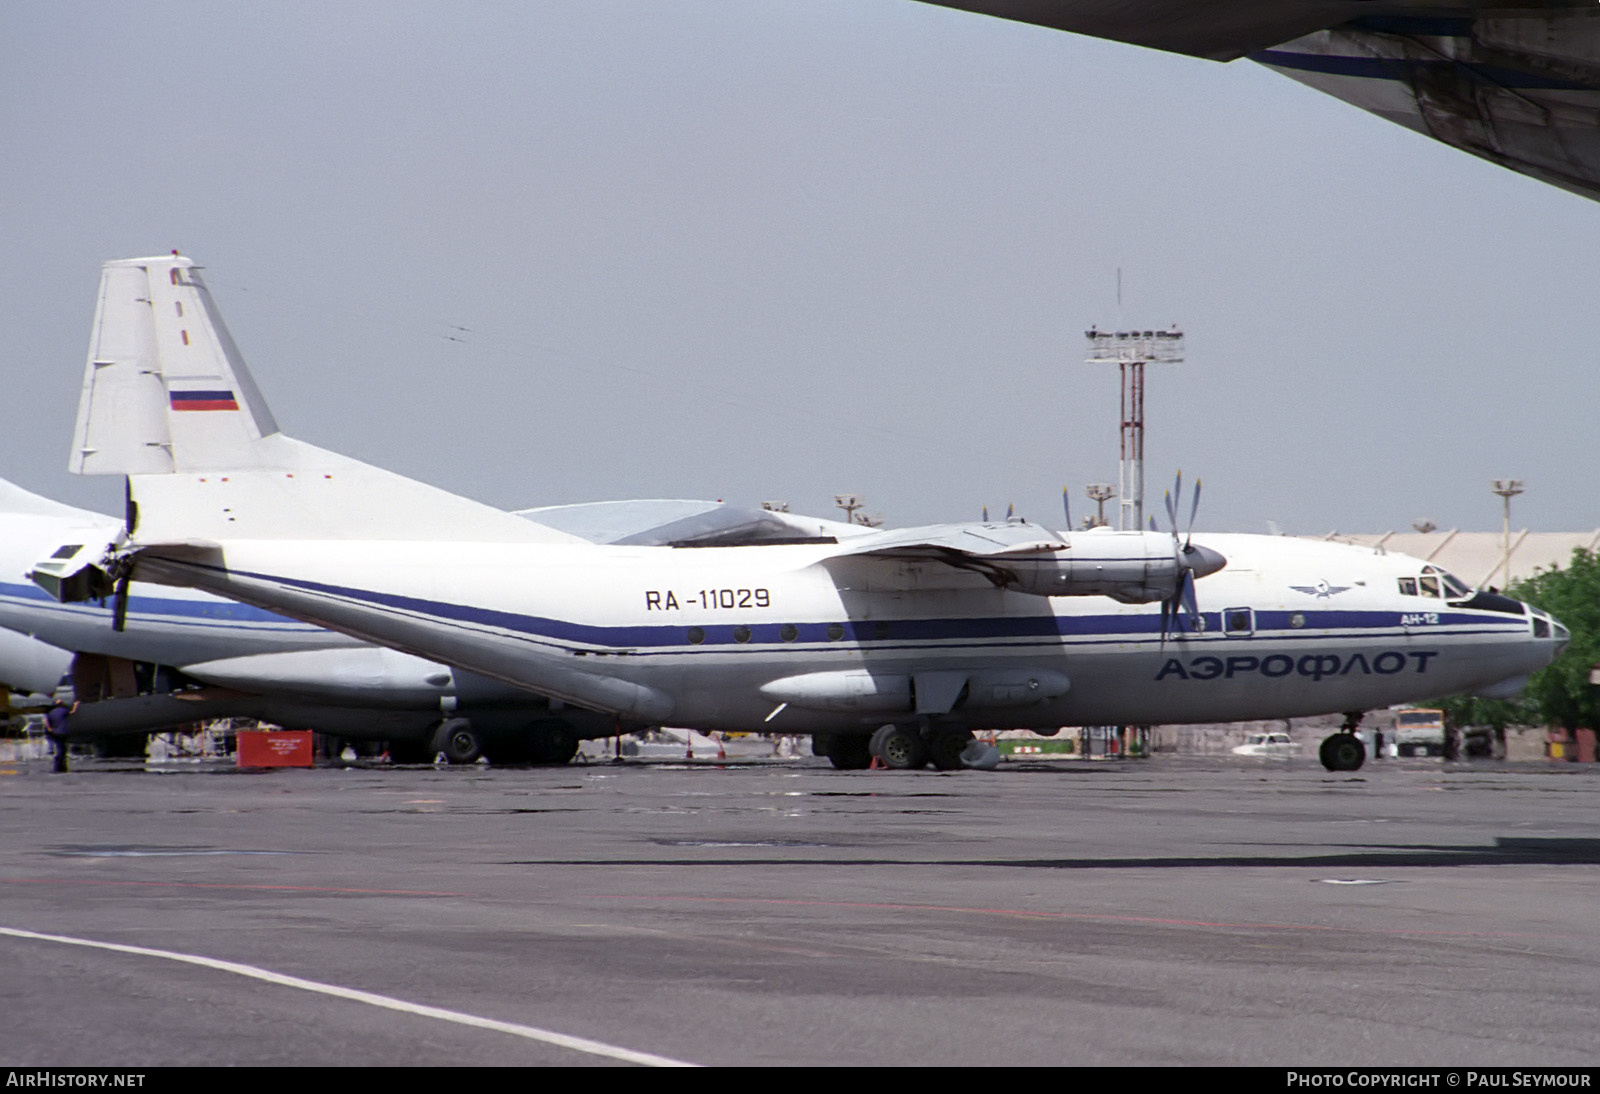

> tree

[
  {"left": 1427, "top": 548, "right": 1599, "bottom": 733},
  {"left": 1515, "top": 547, "right": 1600, "bottom": 731}
]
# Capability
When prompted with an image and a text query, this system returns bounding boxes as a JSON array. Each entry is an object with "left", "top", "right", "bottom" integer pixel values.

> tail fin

[
  {"left": 71, "top": 255, "right": 580, "bottom": 544},
  {"left": 73, "top": 254, "right": 278, "bottom": 475}
]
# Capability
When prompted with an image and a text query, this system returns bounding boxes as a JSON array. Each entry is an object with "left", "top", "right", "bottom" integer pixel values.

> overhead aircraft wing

[
  {"left": 921, "top": 1, "right": 1371, "bottom": 61},
  {"left": 920, "top": 2, "right": 1600, "bottom": 202}
]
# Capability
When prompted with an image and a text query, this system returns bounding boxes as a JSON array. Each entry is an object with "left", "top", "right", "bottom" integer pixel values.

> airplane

[
  {"left": 1, "top": 476, "right": 862, "bottom": 764},
  {"left": 920, "top": 2, "right": 1600, "bottom": 204},
  {"left": 33, "top": 255, "right": 1568, "bottom": 773}
]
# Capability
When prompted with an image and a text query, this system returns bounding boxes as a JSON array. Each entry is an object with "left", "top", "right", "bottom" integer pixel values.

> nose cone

[{"left": 1184, "top": 543, "right": 1227, "bottom": 579}]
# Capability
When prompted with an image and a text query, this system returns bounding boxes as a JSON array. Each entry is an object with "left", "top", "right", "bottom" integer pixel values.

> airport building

[{"left": 1298, "top": 530, "right": 1600, "bottom": 589}]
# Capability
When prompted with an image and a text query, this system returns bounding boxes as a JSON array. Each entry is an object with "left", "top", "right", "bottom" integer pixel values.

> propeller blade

[
  {"left": 1180, "top": 570, "right": 1199, "bottom": 629},
  {"left": 982, "top": 505, "right": 989, "bottom": 523},
  {"left": 1006, "top": 502, "right": 1014, "bottom": 522},
  {"left": 111, "top": 573, "right": 130, "bottom": 633},
  {"left": 1061, "top": 487, "right": 1071, "bottom": 530},
  {"left": 1149, "top": 514, "right": 1158, "bottom": 532},
  {"left": 1185, "top": 479, "right": 1202, "bottom": 548}
]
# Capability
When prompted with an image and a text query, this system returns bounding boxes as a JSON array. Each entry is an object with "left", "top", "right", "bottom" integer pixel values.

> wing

[
  {"left": 921, "top": 2, "right": 1600, "bottom": 202},
  {"left": 513, "top": 499, "right": 868, "bottom": 547}
]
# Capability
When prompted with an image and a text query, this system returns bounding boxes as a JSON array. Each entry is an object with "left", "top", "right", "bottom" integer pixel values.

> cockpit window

[
  {"left": 1441, "top": 573, "right": 1472, "bottom": 598},
  {"left": 1419, "top": 575, "right": 1441, "bottom": 598},
  {"left": 1397, "top": 577, "right": 1418, "bottom": 597}
]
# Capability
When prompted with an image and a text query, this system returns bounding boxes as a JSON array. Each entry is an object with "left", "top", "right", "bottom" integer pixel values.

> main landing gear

[
  {"left": 1318, "top": 711, "right": 1367, "bottom": 772},
  {"left": 816, "top": 723, "right": 975, "bottom": 771},
  {"left": 421, "top": 717, "right": 582, "bottom": 766}
]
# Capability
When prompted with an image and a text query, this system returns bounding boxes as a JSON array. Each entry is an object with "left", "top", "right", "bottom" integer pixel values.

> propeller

[
  {"left": 111, "top": 478, "right": 135, "bottom": 632},
  {"left": 1158, "top": 470, "right": 1223, "bottom": 644}
]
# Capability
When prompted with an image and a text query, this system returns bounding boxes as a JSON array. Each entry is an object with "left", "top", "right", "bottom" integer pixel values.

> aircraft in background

[
  {"left": 923, "top": 2, "right": 1600, "bottom": 203},
  {"left": 2, "top": 475, "right": 860, "bottom": 763},
  {"left": 36, "top": 256, "right": 1567, "bottom": 772}
]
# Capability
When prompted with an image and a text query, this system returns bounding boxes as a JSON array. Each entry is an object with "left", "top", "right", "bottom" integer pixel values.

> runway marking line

[
  {"left": 1, "top": 877, "right": 468, "bottom": 897},
  {"left": 0, "top": 925, "right": 697, "bottom": 1068},
  {"left": 592, "top": 895, "right": 1569, "bottom": 941}
]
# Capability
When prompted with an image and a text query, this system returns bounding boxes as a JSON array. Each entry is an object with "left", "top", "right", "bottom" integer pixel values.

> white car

[{"left": 1231, "top": 732, "right": 1299, "bottom": 757}]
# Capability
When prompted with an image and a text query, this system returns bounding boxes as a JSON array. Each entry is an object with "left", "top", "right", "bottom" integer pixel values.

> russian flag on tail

[{"left": 169, "top": 389, "right": 239, "bottom": 412}]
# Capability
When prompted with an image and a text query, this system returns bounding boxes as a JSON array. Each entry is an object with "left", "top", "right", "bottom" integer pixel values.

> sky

[{"left": 4, "top": 1, "right": 1597, "bottom": 537}]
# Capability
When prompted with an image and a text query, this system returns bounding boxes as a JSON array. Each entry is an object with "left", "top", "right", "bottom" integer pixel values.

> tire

[
  {"left": 523, "top": 719, "right": 579, "bottom": 765},
  {"left": 823, "top": 734, "right": 872, "bottom": 770},
  {"left": 94, "top": 734, "right": 148, "bottom": 759},
  {"left": 482, "top": 737, "right": 532, "bottom": 766},
  {"left": 388, "top": 738, "right": 434, "bottom": 765},
  {"left": 1319, "top": 733, "right": 1365, "bottom": 772},
  {"left": 429, "top": 718, "right": 482, "bottom": 765},
  {"left": 927, "top": 729, "right": 973, "bottom": 771},
  {"left": 870, "top": 724, "right": 928, "bottom": 770}
]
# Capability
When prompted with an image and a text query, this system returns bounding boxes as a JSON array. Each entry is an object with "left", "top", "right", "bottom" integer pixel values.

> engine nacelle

[{"left": 999, "top": 532, "right": 1225, "bottom": 602}]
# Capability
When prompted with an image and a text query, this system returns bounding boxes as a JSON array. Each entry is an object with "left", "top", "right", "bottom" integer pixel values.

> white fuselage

[{"left": 134, "top": 531, "right": 1563, "bottom": 735}]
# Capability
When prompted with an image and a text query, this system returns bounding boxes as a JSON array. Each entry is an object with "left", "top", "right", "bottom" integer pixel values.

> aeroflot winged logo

[
  {"left": 1290, "top": 579, "right": 1351, "bottom": 598},
  {"left": 169, "top": 389, "right": 239, "bottom": 412}
]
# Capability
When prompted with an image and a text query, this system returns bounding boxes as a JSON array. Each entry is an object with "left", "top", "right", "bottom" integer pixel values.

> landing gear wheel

[
  {"left": 388, "top": 738, "right": 434, "bottom": 765},
  {"left": 1319, "top": 733, "right": 1366, "bottom": 772},
  {"left": 870, "top": 724, "right": 928, "bottom": 770},
  {"left": 927, "top": 729, "right": 973, "bottom": 771},
  {"left": 430, "top": 718, "right": 482, "bottom": 765},
  {"left": 482, "top": 737, "right": 531, "bottom": 766},
  {"left": 822, "top": 734, "right": 872, "bottom": 770},
  {"left": 526, "top": 719, "right": 580, "bottom": 765}
]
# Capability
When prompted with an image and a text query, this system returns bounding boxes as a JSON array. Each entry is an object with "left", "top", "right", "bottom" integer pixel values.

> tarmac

[{"left": 1, "top": 751, "right": 1597, "bottom": 1067}]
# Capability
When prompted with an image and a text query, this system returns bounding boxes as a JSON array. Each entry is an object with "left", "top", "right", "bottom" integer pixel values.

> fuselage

[{"left": 135, "top": 530, "right": 1567, "bottom": 735}]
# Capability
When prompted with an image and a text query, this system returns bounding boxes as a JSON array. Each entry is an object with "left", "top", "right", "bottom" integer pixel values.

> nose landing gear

[{"left": 1319, "top": 711, "right": 1367, "bottom": 772}]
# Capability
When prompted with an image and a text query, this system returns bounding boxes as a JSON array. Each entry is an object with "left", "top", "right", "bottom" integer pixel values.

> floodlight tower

[
  {"left": 1085, "top": 326, "right": 1184, "bottom": 530},
  {"left": 1490, "top": 478, "right": 1524, "bottom": 590},
  {"left": 1085, "top": 483, "right": 1115, "bottom": 528}
]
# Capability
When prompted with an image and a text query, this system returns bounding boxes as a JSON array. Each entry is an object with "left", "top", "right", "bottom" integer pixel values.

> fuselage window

[
  {"left": 826, "top": 623, "right": 845, "bottom": 641},
  {"left": 733, "top": 625, "right": 751, "bottom": 644},
  {"left": 1224, "top": 608, "right": 1253, "bottom": 635},
  {"left": 780, "top": 624, "right": 798, "bottom": 642},
  {"left": 686, "top": 627, "right": 705, "bottom": 645}
]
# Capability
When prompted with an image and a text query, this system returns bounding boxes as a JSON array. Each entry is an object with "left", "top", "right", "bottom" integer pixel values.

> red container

[{"left": 236, "top": 730, "right": 314, "bottom": 768}]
